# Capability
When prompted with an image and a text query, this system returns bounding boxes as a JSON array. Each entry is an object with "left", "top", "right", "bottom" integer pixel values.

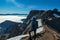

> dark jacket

[{"left": 30, "top": 20, "right": 38, "bottom": 31}]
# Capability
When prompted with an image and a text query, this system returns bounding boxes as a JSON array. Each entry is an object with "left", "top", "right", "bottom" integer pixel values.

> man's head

[
  {"left": 53, "top": 8, "right": 58, "bottom": 13},
  {"left": 33, "top": 17, "right": 36, "bottom": 20}
]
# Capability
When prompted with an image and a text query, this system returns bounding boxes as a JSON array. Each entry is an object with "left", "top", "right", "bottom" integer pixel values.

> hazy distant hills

[
  {"left": 0, "top": 20, "right": 21, "bottom": 35},
  {"left": 0, "top": 14, "right": 28, "bottom": 16}
]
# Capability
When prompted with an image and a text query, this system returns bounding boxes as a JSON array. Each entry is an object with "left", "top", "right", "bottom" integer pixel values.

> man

[{"left": 29, "top": 17, "right": 38, "bottom": 40}]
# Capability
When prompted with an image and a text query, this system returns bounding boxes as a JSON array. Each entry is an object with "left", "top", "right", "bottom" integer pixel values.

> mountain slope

[{"left": 0, "top": 20, "right": 21, "bottom": 35}]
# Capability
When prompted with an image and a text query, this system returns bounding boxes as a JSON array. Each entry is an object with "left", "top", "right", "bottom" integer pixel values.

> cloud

[
  {"left": 6, "top": 0, "right": 25, "bottom": 8},
  {"left": 27, "top": 5, "right": 38, "bottom": 10},
  {"left": 4, "top": 0, "right": 39, "bottom": 14},
  {"left": 6, "top": 0, "right": 38, "bottom": 9},
  {"left": 0, "top": 16, "right": 26, "bottom": 23}
]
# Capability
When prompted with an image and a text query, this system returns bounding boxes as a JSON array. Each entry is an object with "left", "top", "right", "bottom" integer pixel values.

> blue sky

[{"left": 0, "top": 0, "right": 60, "bottom": 14}]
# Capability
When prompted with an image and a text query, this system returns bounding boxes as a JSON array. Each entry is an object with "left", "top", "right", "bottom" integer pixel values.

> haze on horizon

[{"left": 0, "top": 16, "right": 26, "bottom": 23}]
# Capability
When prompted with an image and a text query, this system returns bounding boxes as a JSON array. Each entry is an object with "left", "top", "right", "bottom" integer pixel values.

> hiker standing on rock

[{"left": 29, "top": 17, "right": 38, "bottom": 40}]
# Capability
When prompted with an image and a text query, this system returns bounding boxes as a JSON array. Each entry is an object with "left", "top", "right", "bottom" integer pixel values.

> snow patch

[{"left": 7, "top": 27, "right": 43, "bottom": 40}]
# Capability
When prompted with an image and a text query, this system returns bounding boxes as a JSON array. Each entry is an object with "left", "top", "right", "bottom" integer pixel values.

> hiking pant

[{"left": 29, "top": 29, "right": 36, "bottom": 40}]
